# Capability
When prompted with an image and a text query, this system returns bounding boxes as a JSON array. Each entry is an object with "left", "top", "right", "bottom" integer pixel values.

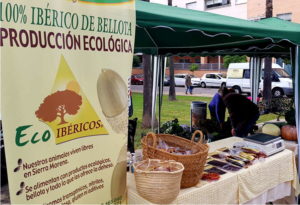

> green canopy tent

[
  {"left": 135, "top": 1, "right": 300, "bottom": 56},
  {"left": 135, "top": 0, "right": 300, "bottom": 179}
]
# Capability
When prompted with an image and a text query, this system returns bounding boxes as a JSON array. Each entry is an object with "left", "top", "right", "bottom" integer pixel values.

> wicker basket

[
  {"left": 133, "top": 159, "right": 184, "bottom": 204},
  {"left": 141, "top": 130, "right": 209, "bottom": 188}
]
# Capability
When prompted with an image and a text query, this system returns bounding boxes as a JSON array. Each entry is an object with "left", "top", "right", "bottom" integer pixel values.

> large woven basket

[
  {"left": 141, "top": 130, "right": 209, "bottom": 188},
  {"left": 133, "top": 159, "right": 184, "bottom": 204}
]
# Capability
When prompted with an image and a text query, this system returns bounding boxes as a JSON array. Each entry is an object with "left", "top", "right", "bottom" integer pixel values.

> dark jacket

[{"left": 223, "top": 93, "right": 259, "bottom": 132}]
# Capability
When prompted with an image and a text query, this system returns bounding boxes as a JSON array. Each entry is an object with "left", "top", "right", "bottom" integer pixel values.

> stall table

[{"left": 127, "top": 137, "right": 299, "bottom": 204}]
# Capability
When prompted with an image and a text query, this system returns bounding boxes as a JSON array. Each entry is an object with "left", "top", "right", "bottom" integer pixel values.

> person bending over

[{"left": 223, "top": 92, "right": 259, "bottom": 137}]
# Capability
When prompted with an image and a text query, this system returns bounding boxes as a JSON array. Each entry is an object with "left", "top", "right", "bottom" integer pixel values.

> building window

[
  {"left": 235, "top": 0, "right": 247, "bottom": 4},
  {"left": 277, "top": 13, "right": 292, "bottom": 21},
  {"left": 186, "top": 1, "right": 197, "bottom": 10},
  {"left": 185, "top": 59, "right": 191, "bottom": 63},
  {"left": 205, "top": 0, "right": 230, "bottom": 9}
]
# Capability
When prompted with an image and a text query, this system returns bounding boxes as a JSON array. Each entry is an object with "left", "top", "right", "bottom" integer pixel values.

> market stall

[
  {"left": 131, "top": 1, "right": 300, "bottom": 204},
  {"left": 127, "top": 137, "right": 299, "bottom": 204},
  {"left": 134, "top": 0, "right": 300, "bottom": 175}
]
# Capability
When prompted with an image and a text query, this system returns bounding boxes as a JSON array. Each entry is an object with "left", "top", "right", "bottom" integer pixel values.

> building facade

[
  {"left": 150, "top": 0, "right": 248, "bottom": 19},
  {"left": 248, "top": 0, "right": 300, "bottom": 23},
  {"left": 144, "top": 0, "right": 299, "bottom": 75},
  {"left": 148, "top": 0, "right": 249, "bottom": 72}
]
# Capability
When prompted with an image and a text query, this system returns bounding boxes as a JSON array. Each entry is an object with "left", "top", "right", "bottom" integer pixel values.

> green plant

[
  {"left": 223, "top": 55, "right": 247, "bottom": 68},
  {"left": 285, "top": 107, "right": 296, "bottom": 126},
  {"left": 132, "top": 55, "right": 141, "bottom": 67},
  {"left": 189, "top": 63, "right": 199, "bottom": 73},
  {"left": 269, "top": 97, "right": 294, "bottom": 121},
  {"left": 160, "top": 118, "right": 192, "bottom": 139}
]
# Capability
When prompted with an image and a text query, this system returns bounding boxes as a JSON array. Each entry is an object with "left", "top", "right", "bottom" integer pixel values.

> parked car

[
  {"left": 174, "top": 74, "right": 201, "bottom": 87},
  {"left": 164, "top": 75, "right": 170, "bottom": 86},
  {"left": 200, "top": 73, "right": 226, "bottom": 88},
  {"left": 131, "top": 74, "right": 144, "bottom": 85},
  {"left": 226, "top": 63, "right": 293, "bottom": 97}
]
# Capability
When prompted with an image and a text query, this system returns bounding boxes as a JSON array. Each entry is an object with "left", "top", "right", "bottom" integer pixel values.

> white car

[
  {"left": 174, "top": 74, "right": 201, "bottom": 87},
  {"left": 200, "top": 73, "right": 226, "bottom": 88},
  {"left": 226, "top": 63, "right": 293, "bottom": 97}
]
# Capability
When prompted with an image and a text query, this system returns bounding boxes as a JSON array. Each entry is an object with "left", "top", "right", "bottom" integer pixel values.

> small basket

[
  {"left": 141, "top": 130, "right": 209, "bottom": 188},
  {"left": 133, "top": 159, "right": 184, "bottom": 204}
]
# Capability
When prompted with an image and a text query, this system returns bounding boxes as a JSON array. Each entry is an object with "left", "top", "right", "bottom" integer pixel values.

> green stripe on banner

[{"left": 80, "top": 0, "right": 133, "bottom": 4}]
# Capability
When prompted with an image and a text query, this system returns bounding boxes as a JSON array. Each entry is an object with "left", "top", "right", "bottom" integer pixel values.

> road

[{"left": 130, "top": 85, "right": 219, "bottom": 97}]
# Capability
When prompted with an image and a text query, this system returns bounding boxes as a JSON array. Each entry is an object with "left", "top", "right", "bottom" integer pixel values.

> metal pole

[
  {"left": 151, "top": 55, "right": 159, "bottom": 131},
  {"left": 258, "top": 57, "right": 263, "bottom": 100},
  {"left": 253, "top": 57, "right": 258, "bottom": 104},
  {"left": 157, "top": 56, "right": 164, "bottom": 133},
  {"left": 295, "top": 45, "right": 300, "bottom": 180},
  {"left": 158, "top": 57, "right": 167, "bottom": 132},
  {"left": 250, "top": 57, "right": 254, "bottom": 103},
  {"left": 218, "top": 56, "right": 221, "bottom": 73}
]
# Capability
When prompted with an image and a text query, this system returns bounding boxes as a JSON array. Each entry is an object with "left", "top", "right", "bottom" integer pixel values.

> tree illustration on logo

[{"left": 35, "top": 90, "right": 82, "bottom": 125}]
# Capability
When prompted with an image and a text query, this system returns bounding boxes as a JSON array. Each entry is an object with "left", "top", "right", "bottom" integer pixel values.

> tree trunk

[
  {"left": 263, "top": 0, "right": 273, "bottom": 106},
  {"left": 142, "top": 54, "right": 153, "bottom": 128},
  {"left": 167, "top": 1, "right": 176, "bottom": 101},
  {"left": 58, "top": 110, "right": 67, "bottom": 125},
  {"left": 266, "top": 0, "right": 273, "bottom": 18},
  {"left": 263, "top": 58, "right": 272, "bottom": 102},
  {"left": 168, "top": 57, "right": 177, "bottom": 101}
]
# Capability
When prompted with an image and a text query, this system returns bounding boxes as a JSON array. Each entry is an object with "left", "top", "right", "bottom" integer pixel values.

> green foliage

[
  {"left": 160, "top": 118, "right": 192, "bottom": 139},
  {"left": 132, "top": 55, "right": 141, "bottom": 67},
  {"left": 189, "top": 63, "right": 199, "bottom": 73},
  {"left": 223, "top": 55, "right": 247, "bottom": 68},
  {"left": 285, "top": 108, "right": 296, "bottom": 126},
  {"left": 269, "top": 97, "right": 294, "bottom": 121},
  {"left": 283, "top": 58, "right": 291, "bottom": 65}
]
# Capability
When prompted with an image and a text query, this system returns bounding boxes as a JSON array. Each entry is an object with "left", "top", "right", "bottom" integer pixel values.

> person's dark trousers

[{"left": 236, "top": 113, "right": 260, "bottom": 137}]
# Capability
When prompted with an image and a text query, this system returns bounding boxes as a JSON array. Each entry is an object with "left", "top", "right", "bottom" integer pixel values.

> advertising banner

[{"left": 1, "top": 0, "right": 135, "bottom": 203}]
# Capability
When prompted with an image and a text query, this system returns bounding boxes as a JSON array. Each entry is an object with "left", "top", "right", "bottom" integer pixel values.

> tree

[
  {"left": 140, "top": 0, "right": 154, "bottom": 128},
  {"left": 142, "top": 54, "right": 154, "bottom": 128},
  {"left": 189, "top": 63, "right": 199, "bottom": 74},
  {"left": 132, "top": 55, "right": 141, "bottom": 67},
  {"left": 167, "top": 0, "right": 177, "bottom": 101},
  {"left": 168, "top": 57, "right": 177, "bottom": 101},
  {"left": 35, "top": 90, "right": 82, "bottom": 125},
  {"left": 223, "top": 55, "right": 247, "bottom": 68},
  {"left": 263, "top": 0, "right": 273, "bottom": 105}
]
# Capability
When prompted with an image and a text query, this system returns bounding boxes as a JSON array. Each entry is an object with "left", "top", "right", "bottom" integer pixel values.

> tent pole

[
  {"left": 250, "top": 57, "right": 256, "bottom": 103},
  {"left": 258, "top": 57, "right": 263, "bottom": 100},
  {"left": 250, "top": 56, "right": 261, "bottom": 104},
  {"left": 151, "top": 55, "right": 159, "bottom": 131},
  {"left": 295, "top": 45, "right": 300, "bottom": 180},
  {"left": 158, "top": 56, "right": 166, "bottom": 133},
  {"left": 250, "top": 57, "right": 253, "bottom": 99},
  {"left": 157, "top": 56, "right": 163, "bottom": 133},
  {"left": 254, "top": 57, "right": 258, "bottom": 104}
]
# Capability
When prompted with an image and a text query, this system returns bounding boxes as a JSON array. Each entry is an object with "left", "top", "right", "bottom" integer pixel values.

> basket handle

[
  {"left": 145, "top": 132, "right": 158, "bottom": 148},
  {"left": 191, "top": 130, "right": 204, "bottom": 144}
]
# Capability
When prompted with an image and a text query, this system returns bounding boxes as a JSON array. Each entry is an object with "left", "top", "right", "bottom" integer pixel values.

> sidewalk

[{"left": 132, "top": 90, "right": 213, "bottom": 97}]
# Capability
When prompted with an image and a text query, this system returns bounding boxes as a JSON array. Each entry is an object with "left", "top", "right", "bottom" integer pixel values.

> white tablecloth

[{"left": 127, "top": 137, "right": 299, "bottom": 204}]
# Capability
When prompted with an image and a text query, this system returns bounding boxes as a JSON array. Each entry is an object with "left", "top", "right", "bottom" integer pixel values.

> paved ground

[{"left": 131, "top": 85, "right": 219, "bottom": 97}]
